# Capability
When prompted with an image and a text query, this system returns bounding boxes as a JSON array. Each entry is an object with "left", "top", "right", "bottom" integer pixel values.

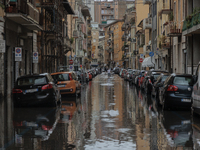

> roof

[
  {"left": 104, "top": 19, "right": 124, "bottom": 28},
  {"left": 17, "top": 73, "right": 48, "bottom": 79}
]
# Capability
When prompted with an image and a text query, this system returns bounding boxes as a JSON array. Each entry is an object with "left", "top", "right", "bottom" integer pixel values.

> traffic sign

[
  {"left": 69, "top": 65, "right": 73, "bottom": 71},
  {"left": 140, "top": 54, "right": 144, "bottom": 59},
  {"left": 15, "top": 47, "right": 22, "bottom": 61},
  {"left": 69, "top": 59, "right": 73, "bottom": 65},
  {"left": 33, "top": 52, "right": 38, "bottom": 63},
  {"left": 149, "top": 51, "right": 154, "bottom": 57},
  {"left": 139, "top": 58, "right": 143, "bottom": 63}
]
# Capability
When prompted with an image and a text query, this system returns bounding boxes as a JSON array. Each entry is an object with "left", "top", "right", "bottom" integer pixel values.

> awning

[{"left": 142, "top": 57, "right": 155, "bottom": 68}]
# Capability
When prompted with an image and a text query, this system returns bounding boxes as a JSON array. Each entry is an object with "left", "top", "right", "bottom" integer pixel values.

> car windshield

[
  {"left": 173, "top": 76, "right": 193, "bottom": 86},
  {"left": 52, "top": 74, "right": 69, "bottom": 81},
  {"left": 161, "top": 75, "right": 169, "bottom": 82},
  {"left": 153, "top": 74, "right": 161, "bottom": 80},
  {"left": 17, "top": 76, "right": 47, "bottom": 86}
]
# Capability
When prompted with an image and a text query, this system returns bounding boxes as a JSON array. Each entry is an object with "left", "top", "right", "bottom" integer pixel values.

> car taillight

[
  {"left": 148, "top": 79, "right": 152, "bottom": 84},
  {"left": 42, "top": 84, "right": 53, "bottom": 90},
  {"left": 13, "top": 121, "right": 23, "bottom": 127},
  {"left": 69, "top": 74, "right": 73, "bottom": 80},
  {"left": 12, "top": 89, "right": 22, "bottom": 93},
  {"left": 167, "top": 85, "right": 178, "bottom": 91},
  {"left": 41, "top": 125, "right": 52, "bottom": 131}
]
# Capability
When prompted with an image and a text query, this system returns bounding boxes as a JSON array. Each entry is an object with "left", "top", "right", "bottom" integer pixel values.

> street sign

[
  {"left": 74, "top": 55, "right": 76, "bottom": 58},
  {"left": 69, "top": 55, "right": 71, "bottom": 60},
  {"left": 15, "top": 47, "right": 22, "bottom": 61},
  {"left": 80, "top": 65, "right": 82, "bottom": 69},
  {"left": 69, "top": 65, "right": 73, "bottom": 71},
  {"left": 0, "top": 40, "right": 5, "bottom": 53},
  {"left": 140, "top": 54, "right": 144, "bottom": 59},
  {"left": 33, "top": 52, "right": 38, "bottom": 63},
  {"left": 69, "top": 59, "right": 73, "bottom": 65},
  {"left": 139, "top": 58, "right": 143, "bottom": 63},
  {"left": 149, "top": 51, "right": 154, "bottom": 57}
]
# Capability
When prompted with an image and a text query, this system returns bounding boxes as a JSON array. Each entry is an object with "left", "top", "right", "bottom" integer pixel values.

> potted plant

[{"left": 70, "top": 37, "right": 74, "bottom": 44}]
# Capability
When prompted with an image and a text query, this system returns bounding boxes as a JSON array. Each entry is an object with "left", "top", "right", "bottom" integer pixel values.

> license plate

[
  {"left": 181, "top": 120, "right": 191, "bottom": 125},
  {"left": 25, "top": 89, "right": 38, "bottom": 93},
  {"left": 57, "top": 84, "right": 65, "bottom": 87},
  {"left": 24, "top": 122, "right": 38, "bottom": 127},
  {"left": 181, "top": 99, "right": 191, "bottom": 102}
]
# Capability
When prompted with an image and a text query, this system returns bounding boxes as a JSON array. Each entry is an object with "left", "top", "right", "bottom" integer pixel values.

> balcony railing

[
  {"left": 161, "top": 42, "right": 170, "bottom": 49},
  {"left": 166, "top": 22, "right": 182, "bottom": 37},
  {"left": 143, "top": 18, "right": 152, "bottom": 29},
  {"left": 126, "top": 6, "right": 136, "bottom": 14},
  {"left": 6, "top": 0, "right": 39, "bottom": 23},
  {"left": 73, "top": 30, "right": 79, "bottom": 38},
  {"left": 182, "top": 12, "right": 200, "bottom": 35},
  {"left": 143, "top": 0, "right": 151, "bottom": 5},
  {"left": 121, "top": 23, "right": 126, "bottom": 31}
]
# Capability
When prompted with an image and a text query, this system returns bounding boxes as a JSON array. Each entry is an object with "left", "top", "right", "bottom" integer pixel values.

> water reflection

[{"left": 0, "top": 74, "right": 197, "bottom": 149}]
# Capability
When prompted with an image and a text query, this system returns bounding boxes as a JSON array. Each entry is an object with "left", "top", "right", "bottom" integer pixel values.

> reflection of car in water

[
  {"left": 160, "top": 111, "right": 193, "bottom": 148},
  {"left": 192, "top": 116, "right": 200, "bottom": 149},
  {"left": 13, "top": 107, "right": 60, "bottom": 144},
  {"left": 59, "top": 100, "right": 77, "bottom": 123}
]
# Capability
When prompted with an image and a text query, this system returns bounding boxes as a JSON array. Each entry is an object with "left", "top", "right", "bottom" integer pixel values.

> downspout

[
  {"left": 191, "top": 0, "right": 193, "bottom": 75},
  {"left": 169, "top": 0, "right": 172, "bottom": 73}
]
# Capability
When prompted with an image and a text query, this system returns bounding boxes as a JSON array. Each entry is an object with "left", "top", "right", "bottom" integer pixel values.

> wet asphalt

[{"left": 1, "top": 73, "right": 199, "bottom": 150}]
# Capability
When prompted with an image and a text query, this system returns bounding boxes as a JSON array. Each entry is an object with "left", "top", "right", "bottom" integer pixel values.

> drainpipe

[
  {"left": 169, "top": 0, "right": 172, "bottom": 73},
  {"left": 191, "top": 1, "right": 193, "bottom": 75}
]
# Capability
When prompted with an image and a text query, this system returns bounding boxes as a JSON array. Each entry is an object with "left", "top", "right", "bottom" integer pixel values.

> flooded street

[{"left": 0, "top": 73, "right": 197, "bottom": 149}]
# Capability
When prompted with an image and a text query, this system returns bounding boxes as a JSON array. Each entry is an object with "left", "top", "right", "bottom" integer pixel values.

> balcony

[
  {"left": 76, "top": 50, "right": 84, "bottom": 57},
  {"left": 121, "top": 23, "right": 126, "bottom": 31},
  {"left": 126, "top": 6, "right": 136, "bottom": 14},
  {"left": 161, "top": 42, "right": 170, "bottom": 49},
  {"left": 73, "top": 30, "right": 79, "bottom": 38},
  {"left": 143, "top": 0, "right": 151, "bottom": 5},
  {"left": 158, "top": 3, "right": 172, "bottom": 16},
  {"left": 143, "top": 18, "right": 152, "bottom": 29},
  {"left": 182, "top": 12, "right": 200, "bottom": 36},
  {"left": 166, "top": 22, "right": 182, "bottom": 37},
  {"left": 122, "top": 34, "right": 126, "bottom": 41},
  {"left": 6, "top": 1, "right": 42, "bottom": 30}
]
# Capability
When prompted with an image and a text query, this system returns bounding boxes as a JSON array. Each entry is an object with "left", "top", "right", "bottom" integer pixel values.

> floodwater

[{"left": 0, "top": 73, "right": 198, "bottom": 150}]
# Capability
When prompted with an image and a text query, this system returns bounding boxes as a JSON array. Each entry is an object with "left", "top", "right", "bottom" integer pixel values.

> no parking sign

[
  {"left": 15, "top": 47, "right": 22, "bottom": 61},
  {"left": 33, "top": 52, "right": 38, "bottom": 63}
]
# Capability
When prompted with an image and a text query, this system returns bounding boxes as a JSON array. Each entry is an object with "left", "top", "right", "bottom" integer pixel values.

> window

[
  {"left": 173, "top": 76, "right": 193, "bottom": 86},
  {"left": 17, "top": 77, "right": 47, "bottom": 86},
  {"left": 52, "top": 74, "right": 69, "bottom": 81}
]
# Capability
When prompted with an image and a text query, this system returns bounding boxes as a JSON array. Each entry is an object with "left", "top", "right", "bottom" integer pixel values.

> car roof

[
  {"left": 171, "top": 73, "right": 193, "bottom": 77},
  {"left": 51, "top": 71, "right": 74, "bottom": 75},
  {"left": 17, "top": 74, "right": 48, "bottom": 79}
]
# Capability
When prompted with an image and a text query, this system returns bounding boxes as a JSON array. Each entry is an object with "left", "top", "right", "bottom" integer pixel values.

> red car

[{"left": 139, "top": 71, "right": 148, "bottom": 88}]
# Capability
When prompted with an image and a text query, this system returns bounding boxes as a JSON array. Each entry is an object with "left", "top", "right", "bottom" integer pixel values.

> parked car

[
  {"left": 51, "top": 71, "right": 81, "bottom": 96},
  {"left": 119, "top": 69, "right": 124, "bottom": 77},
  {"left": 132, "top": 70, "right": 140, "bottom": 85},
  {"left": 121, "top": 69, "right": 127, "bottom": 78},
  {"left": 139, "top": 71, "right": 148, "bottom": 89},
  {"left": 158, "top": 73, "right": 194, "bottom": 110},
  {"left": 124, "top": 69, "right": 134, "bottom": 81},
  {"left": 151, "top": 73, "right": 170, "bottom": 104},
  {"left": 113, "top": 67, "right": 120, "bottom": 74},
  {"left": 143, "top": 70, "right": 168, "bottom": 94},
  {"left": 129, "top": 70, "right": 136, "bottom": 82},
  {"left": 12, "top": 73, "right": 61, "bottom": 107},
  {"left": 192, "top": 62, "right": 200, "bottom": 115}
]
